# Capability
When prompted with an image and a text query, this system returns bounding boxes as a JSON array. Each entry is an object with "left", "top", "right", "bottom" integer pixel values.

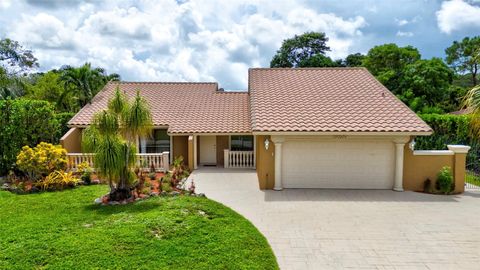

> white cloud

[
  {"left": 436, "top": 0, "right": 480, "bottom": 34},
  {"left": 395, "top": 18, "right": 409, "bottom": 26},
  {"left": 11, "top": 13, "right": 76, "bottom": 50},
  {"left": 4, "top": 0, "right": 367, "bottom": 89},
  {"left": 396, "top": 31, "right": 414, "bottom": 37},
  {"left": 0, "top": 0, "right": 11, "bottom": 10}
]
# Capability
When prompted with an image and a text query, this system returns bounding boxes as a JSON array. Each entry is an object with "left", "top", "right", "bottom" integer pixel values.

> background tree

[
  {"left": 445, "top": 36, "right": 480, "bottom": 86},
  {"left": 25, "top": 70, "right": 78, "bottom": 112},
  {"left": 59, "top": 63, "right": 120, "bottom": 107},
  {"left": 0, "top": 38, "right": 38, "bottom": 99},
  {"left": 398, "top": 58, "right": 454, "bottom": 113},
  {"left": 298, "top": 54, "right": 338, "bottom": 67},
  {"left": 363, "top": 43, "right": 421, "bottom": 93},
  {"left": 82, "top": 87, "right": 152, "bottom": 201},
  {"left": 270, "top": 32, "right": 331, "bottom": 68},
  {"left": 344, "top": 53, "right": 365, "bottom": 67},
  {"left": 0, "top": 38, "right": 38, "bottom": 73}
]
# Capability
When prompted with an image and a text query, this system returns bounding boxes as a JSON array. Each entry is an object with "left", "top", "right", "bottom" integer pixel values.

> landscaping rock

[
  {"left": 197, "top": 193, "right": 206, "bottom": 197},
  {"left": 109, "top": 201, "right": 120, "bottom": 205},
  {"left": 1, "top": 183, "right": 10, "bottom": 190},
  {"left": 171, "top": 191, "right": 180, "bottom": 196},
  {"left": 150, "top": 192, "right": 159, "bottom": 196},
  {"left": 160, "top": 191, "right": 168, "bottom": 196},
  {"left": 91, "top": 179, "right": 101, "bottom": 185},
  {"left": 94, "top": 197, "right": 102, "bottom": 204}
]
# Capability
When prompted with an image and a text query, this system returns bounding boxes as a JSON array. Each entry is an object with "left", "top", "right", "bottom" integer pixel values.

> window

[
  {"left": 141, "top": 129, "right": 170, "bottom": 153},
  {"left": 230, "top": 135, "right": 253, "bottom": 151}
]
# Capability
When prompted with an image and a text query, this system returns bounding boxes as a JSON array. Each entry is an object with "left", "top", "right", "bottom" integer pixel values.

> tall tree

[
  {"left": 363, "top": 43, "right": 421, "bottom": 94},
  {"left": 270, "top": 32, "right": 331, "bottom": 68},
  {"left": 0, "top": 38, "right": 38, "bottom": 99},
  {"left": 25, "top": 70, "right": 78, "bottom": 112},
  {"left": 398, "top": 58, "right": 454, "bottom": 112},
  {"left": 445, "top": 36, "right": 480, "bottom": 86},
  {"left": 83, "top": 87, "right": 152, "bottom": 201},
  {"left": 59, "top": 63, "right": 120, "bottom": 107},
  {"left": 344, "top": 53, "right": 365, "bottom": 67},
  {"left": 0, "top": 38, "right": 38, "bottom": 73}
]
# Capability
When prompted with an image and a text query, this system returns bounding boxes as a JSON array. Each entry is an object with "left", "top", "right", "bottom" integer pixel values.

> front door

[{"left": 200, "top": 136, "right": 216, "bottom": 165}]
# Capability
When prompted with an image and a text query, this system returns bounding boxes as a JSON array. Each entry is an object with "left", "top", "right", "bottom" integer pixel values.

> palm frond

[{"left": 122, "top": 90, "right": 153, "bottom": 141}]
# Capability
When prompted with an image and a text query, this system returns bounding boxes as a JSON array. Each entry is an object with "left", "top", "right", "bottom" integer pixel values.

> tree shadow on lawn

[{"left": 84, "top": 199, "right": 162, "bottom": 215}]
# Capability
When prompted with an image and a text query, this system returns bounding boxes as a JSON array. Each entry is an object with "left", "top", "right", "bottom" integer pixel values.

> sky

[{"left": 0, "top": 0, "right": 479, "bottom": 89}]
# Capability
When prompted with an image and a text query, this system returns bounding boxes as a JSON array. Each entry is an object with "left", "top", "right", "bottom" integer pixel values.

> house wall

[
  {"left": 216, "top": 136, "right": 229, "bottom": 166},
  {"left": 256, "top": 135, "right": 275, "bottom": 189},
  {"left": 257, "top": 134, "right": 468, "bottom": 192},
  {"left": 60, "top": 127, "right": 82, "bottom": 153},
  {"left": 173, "top": 136, "right": 189, "bottom": 167},
  {"left": 402, "top": 142, "right": 467, "bottom": 193}
]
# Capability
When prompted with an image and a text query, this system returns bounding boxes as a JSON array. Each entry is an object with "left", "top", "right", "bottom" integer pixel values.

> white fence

[
  {"left": 67, "top": 152, "right": 170, "bottom": 172},
  {"left": 224, "top": 150, "right": 255, "bottom": 169}
]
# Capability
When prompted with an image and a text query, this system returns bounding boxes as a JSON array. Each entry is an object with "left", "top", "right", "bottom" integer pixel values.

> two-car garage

[{"left": 277, "top": 136, "right": 397, "bottom": 189}]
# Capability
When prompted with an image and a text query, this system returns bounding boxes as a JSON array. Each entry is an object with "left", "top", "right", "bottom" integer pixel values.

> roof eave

[{"left": 251, "top": 131, "right": 433, "bottom": 136}]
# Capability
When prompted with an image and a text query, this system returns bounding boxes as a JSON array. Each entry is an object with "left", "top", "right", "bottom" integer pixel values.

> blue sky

[{"left": 0, "top": 0, "right": 479, "bottom": 89}]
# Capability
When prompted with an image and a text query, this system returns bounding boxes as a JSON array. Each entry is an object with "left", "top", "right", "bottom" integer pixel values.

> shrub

[
  {"left": 161, "top": 181, "right": 172, "bottom": 193},
  {"left": 416, "top": 114, "right": 480, "bottom": 171},
  {"left": 436, "top": 166, "right": 454, "bottom": 194},
  {"left": 39, "top": 170, "right": 78, "bottom": 191},
  {"left": 77, "top": 162, "right": 92, "bottom": 185},
  {"left": 16, "top": 142, "right": 67, "bottom": 180},
  {"left": 168, "top": 156, "right": 190, "bottom": 187},
  {"left": 54, "top": 112, "right": 76, "bottom": 142},
  {"left": 0, "top": 99, "right": 60, "bottom": 175}
]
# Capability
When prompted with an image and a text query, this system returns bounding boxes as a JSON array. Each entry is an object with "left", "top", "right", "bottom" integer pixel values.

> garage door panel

[{"left": 282, "top": 140, "right": 394, "bottom": 189}]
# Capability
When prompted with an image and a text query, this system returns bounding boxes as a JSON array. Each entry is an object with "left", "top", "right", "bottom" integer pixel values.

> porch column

[
  {"left": 271, "top": 136, "right": 285, "bottom": 191},
  {"left": 193, "top": 135, "right": 198, "bottom": 169},
  {"left": 393, "top": 137, "right": 410, "bottom": 192},
  {"left": 188, "top": 136, "right": 194, "bottom": 170}
]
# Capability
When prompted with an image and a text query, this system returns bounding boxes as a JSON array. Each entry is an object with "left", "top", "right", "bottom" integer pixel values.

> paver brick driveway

[{"left": 192, "top": 168, "right": 480, "bottom": 270}]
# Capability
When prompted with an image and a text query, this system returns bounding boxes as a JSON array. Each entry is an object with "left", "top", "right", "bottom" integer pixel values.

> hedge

[
  {"left": 416, "top": 113, "right": 480, "bottom": 171},
  {"left": 0, "top": 99, "right": 73, "bottom": 175}
]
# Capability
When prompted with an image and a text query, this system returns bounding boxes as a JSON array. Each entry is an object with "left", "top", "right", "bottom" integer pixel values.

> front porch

[
  {"left": 188, "top": 134, "right": 256, "bottom": 170},
  {"left": 61, "top": 128, "right": 256, "bottom": 172}
]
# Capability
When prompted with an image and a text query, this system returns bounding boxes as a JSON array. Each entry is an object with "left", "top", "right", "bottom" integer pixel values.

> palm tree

[
  {"left": 83, "top": 87, "right": 152, "bottom": 201},
  {"left": 59, "top": 63, "right": 120, "bottom": 107},
  {"left": 465, "top": 85, "right": 480, "bottom": 135}
]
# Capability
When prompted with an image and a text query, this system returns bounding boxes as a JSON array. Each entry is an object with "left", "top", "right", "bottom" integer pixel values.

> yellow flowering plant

[
  {"left": 39, "top": 170, "right": 78, "bottom": 191},
  {"left": 16, "top": 142, "right": 67, "bottom": 180}
]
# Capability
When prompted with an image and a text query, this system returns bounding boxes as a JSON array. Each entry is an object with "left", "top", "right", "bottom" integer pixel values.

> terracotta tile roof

[
  {"left": 68, "top": 82, "right": 251, "bottom": 134},
  {"left": 249, "top": 67, "right": 432, "bottom": 133}
]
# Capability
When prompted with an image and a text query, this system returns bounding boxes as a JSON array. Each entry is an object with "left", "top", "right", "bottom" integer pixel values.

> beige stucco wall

[
  {"left": 60, "top": 127, "right": 82, "bottom": 153},
  {"left": 403, "top": 141, "right": 468, "bottom": 193},
  {"left": 256, "top": 135, "right": 275, "bottom": 189}
]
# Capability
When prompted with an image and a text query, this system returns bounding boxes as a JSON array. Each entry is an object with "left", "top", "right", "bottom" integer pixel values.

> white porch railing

[
  {"left": 67, "top": 152, "right": 170, "bottom": 172},
  {"left": 67, "top": 153, "right": 95, "bottom": 171},
  {"left": 224, "top": 150, "right": 255, "bottom": 169}
]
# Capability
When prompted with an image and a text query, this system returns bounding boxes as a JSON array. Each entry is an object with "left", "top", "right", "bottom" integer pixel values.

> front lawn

[{"left": 0, "top": 186, "right": 278, "bottom": 269}]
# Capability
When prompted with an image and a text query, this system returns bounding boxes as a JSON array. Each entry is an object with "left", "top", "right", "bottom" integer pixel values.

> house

[{"left": 61, "top": 67, "right": 470, "bottom": 192}]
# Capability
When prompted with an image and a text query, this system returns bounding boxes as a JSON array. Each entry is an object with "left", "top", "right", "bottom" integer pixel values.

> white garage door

[{"left": 282, "top": 139, "right": 395, "bottom": 189}]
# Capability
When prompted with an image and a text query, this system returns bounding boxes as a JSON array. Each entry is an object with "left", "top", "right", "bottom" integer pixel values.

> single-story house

[{"left": 61, "top": 67, "right": 470, "bottom": 192}]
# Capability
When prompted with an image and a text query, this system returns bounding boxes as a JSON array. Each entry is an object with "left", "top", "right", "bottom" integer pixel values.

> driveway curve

[{"left": 192, "top": 168, "right": 480, "bottom": 270}]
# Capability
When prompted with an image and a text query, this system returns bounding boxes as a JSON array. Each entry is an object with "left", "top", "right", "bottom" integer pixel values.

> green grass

[
  {"left": 0, "top": 186, "right": 278, "bottom": 269},
  {"left": 466, "top": 171, "right": 480, "bottom": 187}
]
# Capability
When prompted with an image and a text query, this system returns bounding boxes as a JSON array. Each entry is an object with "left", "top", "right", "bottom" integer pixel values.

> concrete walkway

[{"left": 192, "top": 168, "right": 480, "bottom": 270}]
